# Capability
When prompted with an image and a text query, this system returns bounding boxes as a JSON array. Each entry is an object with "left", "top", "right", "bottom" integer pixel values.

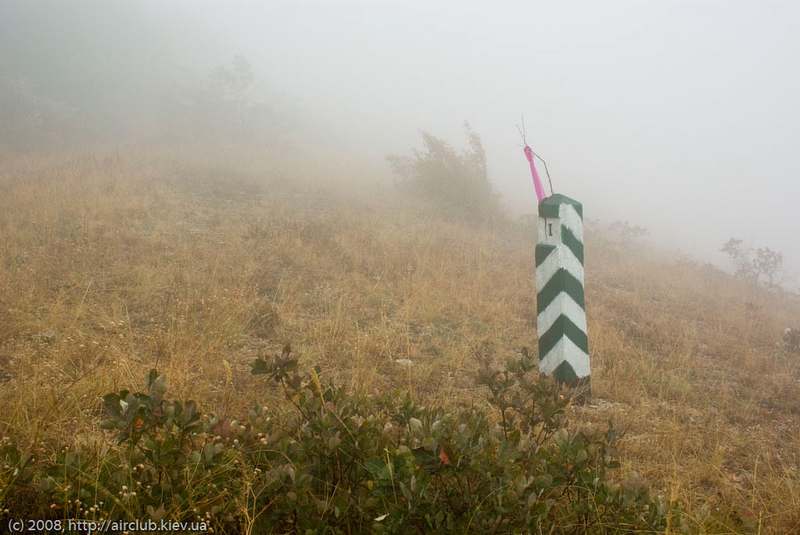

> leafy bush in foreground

[{"left": 0, "top": 347, "right": 671, "bottom": 533}]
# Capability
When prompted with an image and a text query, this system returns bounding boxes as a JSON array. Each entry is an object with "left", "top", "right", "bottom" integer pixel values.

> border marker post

[{"left": 535, "top": 193, "right": 590, "bottom": 400}]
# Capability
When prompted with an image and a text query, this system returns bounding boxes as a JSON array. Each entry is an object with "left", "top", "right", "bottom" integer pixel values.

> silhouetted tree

[
  {"left": 387, "top": 124, "right": 500, "bottom": 225},
  {"left": 722, "top": 238, "right": 783, "bottom": 289}
]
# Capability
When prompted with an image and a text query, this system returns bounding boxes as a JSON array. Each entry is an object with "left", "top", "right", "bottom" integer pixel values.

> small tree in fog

[
  {"left": 387, "top": 124, "right": 500, "bottom": 225},
  {"left": 210, "top": 54, "right": 255, "bottom": 124},
  {"left": 722, "top": 238, "right": 784, "bottom": 289},
  {"left": 163, "top": 55, "right": 265, "bottom": 141}
]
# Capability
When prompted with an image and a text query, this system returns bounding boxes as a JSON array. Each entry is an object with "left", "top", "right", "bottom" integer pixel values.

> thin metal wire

[
  {"left": 516, "top": 113, "right": 556, "bottom": 195},
  {"left": 533, "top": 152, "right": 555, "bottom": 195}
]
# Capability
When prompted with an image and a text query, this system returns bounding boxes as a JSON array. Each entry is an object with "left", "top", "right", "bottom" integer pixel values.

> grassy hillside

[{"left": 1, "top": 151, "right": 799, "bottom": 532}]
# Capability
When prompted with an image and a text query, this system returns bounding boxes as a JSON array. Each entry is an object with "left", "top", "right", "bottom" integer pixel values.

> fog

[{"left": 1, "top": 0, "right": 798, "bottom": 286}]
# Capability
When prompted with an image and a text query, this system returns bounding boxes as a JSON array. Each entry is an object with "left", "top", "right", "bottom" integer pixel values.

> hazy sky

[{"left": 2, "top": 0, "right": 798, "bottom": 283}]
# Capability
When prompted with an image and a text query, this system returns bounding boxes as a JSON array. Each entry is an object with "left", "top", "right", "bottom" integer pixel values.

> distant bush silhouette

[
  {"left": 722, "top": 238, "right": 784, "bottom": 289},
  {"left": 162, "top": 55, "right": 271, "bottom": 142},
  {"left": 387, "top": 124, "right": 501, "bottom": 226}
]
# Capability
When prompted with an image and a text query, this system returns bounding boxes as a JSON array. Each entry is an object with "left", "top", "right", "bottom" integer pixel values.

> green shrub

[
  {"left": 0, "top": 346, "right": 672, "bottom": 533},
  {"left": 0, "top": 369, "right": 245, "bottom": 530},
  {"left": 387, "top": 124, "right": 501, "bottom": 226}
]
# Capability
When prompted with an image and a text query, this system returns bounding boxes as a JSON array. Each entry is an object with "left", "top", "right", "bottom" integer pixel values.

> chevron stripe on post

[{"left": 536, "top": 194, "right": 590, "bottom": 399}]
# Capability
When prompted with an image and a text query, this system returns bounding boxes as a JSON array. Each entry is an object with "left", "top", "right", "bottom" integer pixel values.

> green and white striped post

[{"left": 535, "top": 194, "right": 590, "bottom": 398}]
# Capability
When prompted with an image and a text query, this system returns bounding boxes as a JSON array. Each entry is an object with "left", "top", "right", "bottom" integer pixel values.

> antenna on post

[
  {"left": 534, "top": 151, "right": 555, "bottom": 196},
  {"left": 516, "top": 114, "right": 554, "bottom": 200},
  {"left": 516, "top": 114, "right": 528, "bottom": 146}
]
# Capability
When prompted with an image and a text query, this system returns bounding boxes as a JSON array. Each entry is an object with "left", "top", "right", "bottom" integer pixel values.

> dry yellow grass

[{"left": 1, "top": 149, "right": 799, "bottom": 532}]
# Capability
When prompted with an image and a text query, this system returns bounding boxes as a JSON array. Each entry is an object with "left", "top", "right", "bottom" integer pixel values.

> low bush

[
  {"left": 387, "top": 124, "right": 501, "bottom": 226},
  {"left": 0, "top": 346, "right": 672, "bottom": 533}
]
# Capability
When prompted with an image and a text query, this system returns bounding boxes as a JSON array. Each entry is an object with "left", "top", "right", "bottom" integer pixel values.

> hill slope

[{"left": 1, "top": 151, "right": 799, "bottom": 532}]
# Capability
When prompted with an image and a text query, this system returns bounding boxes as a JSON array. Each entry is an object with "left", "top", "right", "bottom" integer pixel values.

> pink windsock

[{"left": 524, "top": 145, "right": 546, "bottom": 202}]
